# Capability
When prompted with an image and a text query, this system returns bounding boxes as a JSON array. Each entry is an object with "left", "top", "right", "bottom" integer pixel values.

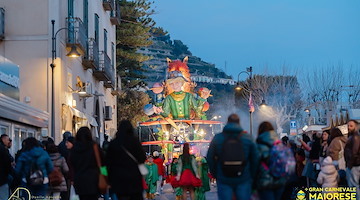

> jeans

[
  {"left": 0, "top": 183, "right": 9, "bottom": 200},
  {"left": 156, "top": 175, "right": 163, "bottom": 194},
  {"left": 217, "top": 181, "right": 251, "bottom": 200},
  {"left": 258, "top": 187, "right": 285, "bottom": 200},
  {"left": 346, "top": 166, "right": 360, "bottom": 200}
]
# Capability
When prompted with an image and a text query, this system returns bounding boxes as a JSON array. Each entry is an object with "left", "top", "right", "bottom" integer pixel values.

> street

[{"left": 155, "top": 184, "right": 218, "bottom": 200}]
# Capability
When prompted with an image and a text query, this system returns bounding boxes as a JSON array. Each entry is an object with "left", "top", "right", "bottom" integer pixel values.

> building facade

[{"left": 0, "top": 0, "right": 119, "bottom": 151}]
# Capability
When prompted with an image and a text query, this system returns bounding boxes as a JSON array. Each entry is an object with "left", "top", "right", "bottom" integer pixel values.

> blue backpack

[{"left": 267, "top": 140, "right": 296, "bottom": 177}]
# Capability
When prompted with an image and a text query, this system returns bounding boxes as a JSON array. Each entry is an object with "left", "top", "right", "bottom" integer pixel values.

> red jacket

[{"left": 153, "top": 157, "right": 165, "bottom": 176}]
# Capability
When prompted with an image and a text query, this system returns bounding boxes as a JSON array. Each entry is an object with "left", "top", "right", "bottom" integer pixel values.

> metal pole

[
  {"left": 248, "top": 66, "right": 253, "bottom": 137},
  {"left": 51, "top": 20, "right": 56, "bottom": 139}
]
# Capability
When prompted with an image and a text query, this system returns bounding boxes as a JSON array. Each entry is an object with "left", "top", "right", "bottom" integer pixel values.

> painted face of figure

[
  {"left": 348, "top": 121, "right": 358, "bottom": 134},
  {"left": 169, "top": 81, "right": 184, "bottom": 92}
]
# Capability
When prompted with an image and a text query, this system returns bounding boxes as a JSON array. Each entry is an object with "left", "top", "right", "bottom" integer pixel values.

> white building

[{"left": 0, "top": 0, "right": 119, "bottom": 151}]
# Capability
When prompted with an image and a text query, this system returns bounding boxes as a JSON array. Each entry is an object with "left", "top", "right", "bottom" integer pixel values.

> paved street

[{"left": 155, "top": 184, "right": 218, "bottom": 200}]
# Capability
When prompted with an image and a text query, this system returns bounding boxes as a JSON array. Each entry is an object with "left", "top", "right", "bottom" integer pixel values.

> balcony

[
  {"left": 93, "top": 51, "right": 115, "bottom": 88},
  {"left": 0, "top": 8, "right": 4, "bottom": 40},
  {"left": 66, "top": 17, "right": 87, "bottom": 53},
  {"left": 110, "top": 2, "right": 121, "bottom": 25},
  {"left": 82, "top": 38, "right": 99, "bottom": 70},
  {"left": 103, "top": 0, "right": 114, "bottom": 11},
  {"left": 307, "top": 117, "right": 327, "bottom": 126}
]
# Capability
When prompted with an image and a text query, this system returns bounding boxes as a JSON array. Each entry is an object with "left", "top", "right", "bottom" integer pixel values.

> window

[
  {"left": 104, "top": 29, "right": 108, "bottom": 54},
  {"left": 95, "top": 14, "right": 99, "bottom": 45},
  {"left": 111, "top": 42, "right": 115, "bottom": 68}
]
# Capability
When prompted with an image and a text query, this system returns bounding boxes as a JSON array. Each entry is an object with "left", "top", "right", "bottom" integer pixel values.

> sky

[{"left": 152, "top": 0, "right": 360, "bottom": 79}]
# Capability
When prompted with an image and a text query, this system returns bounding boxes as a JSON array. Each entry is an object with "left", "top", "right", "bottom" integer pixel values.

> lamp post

[
  {"left": 235, "top": 66, "right": 254, "bottom": 136},
  {"left": 50, "top": 20, "right": 80, "bottom": 138}
]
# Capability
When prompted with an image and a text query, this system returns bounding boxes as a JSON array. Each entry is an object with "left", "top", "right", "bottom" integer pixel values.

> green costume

[
  {"left": 161, "top": 91, "right": 206, "bottom": 119},
  {"left": 195, "top": 158, "right": 210, "bottom": 200},
  {"left": 146, "top": 162, "right": 159, "bottom": 195}
]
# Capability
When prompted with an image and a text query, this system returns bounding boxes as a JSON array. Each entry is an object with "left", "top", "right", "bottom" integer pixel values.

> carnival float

[{"left": 139, "top": 56, "right": 223, "bottom": 161}]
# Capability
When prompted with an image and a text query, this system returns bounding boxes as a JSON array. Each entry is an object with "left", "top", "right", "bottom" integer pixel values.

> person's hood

[
  {"left": 20, "top": 147, "right": 45, "bottom": 161},
  {"left": 321, "top": 156, "right": 337, "bottom": 175},
  {"left": 223, "top": 123, "right": 244, "bottom": 135},
  {"left": 339, "top": 135, "right": 347, "bottom": 143},
  {"left": 257, "top": 131, "right": 278, "bottom": 146}
]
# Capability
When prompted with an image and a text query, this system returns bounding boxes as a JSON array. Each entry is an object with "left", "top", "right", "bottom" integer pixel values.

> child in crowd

[
  {"left": 145, "top": 156, "right": 158, "bottom": 200},
  {"left": 317, "top": 156, "right": 339, "bottom": 189}
]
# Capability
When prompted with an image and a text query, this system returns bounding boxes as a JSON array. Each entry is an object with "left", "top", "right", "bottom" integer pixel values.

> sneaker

[{"left": 155, "top": 192, "right": 160, "bottom": 196}]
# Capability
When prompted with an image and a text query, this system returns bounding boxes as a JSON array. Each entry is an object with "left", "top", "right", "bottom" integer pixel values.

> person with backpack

[
  {"left": 46, "top": 143, "right": 69, "bottom": 200},
  {"left": 207, "top": 113, "right": 259, "bottom": 200},
  {"left": 15, "top": 137, "right": 54, "bottom": 197},
  {"left": 255, "top": 121, "right": 290, "bottom": 200}
]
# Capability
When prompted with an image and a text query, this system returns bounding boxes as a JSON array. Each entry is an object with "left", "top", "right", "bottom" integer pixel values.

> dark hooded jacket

[
  {"left": 207, "top": 123, "right": 260, "bottom": 185},
  {"left": 70, "top": 142, "right": 100, "bottom": 195}
]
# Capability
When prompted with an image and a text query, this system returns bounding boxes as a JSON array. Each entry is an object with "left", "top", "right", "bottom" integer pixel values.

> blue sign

[
  {"left": 0, "top": 56, "right": 20, "bottom": 100},
  {"left": 290, "top": 120, "right": 297, "bottom": 129}
]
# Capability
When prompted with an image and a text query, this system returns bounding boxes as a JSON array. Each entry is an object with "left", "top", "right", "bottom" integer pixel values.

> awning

[{"left": 68, "top": 106, "right": 98, "bottom": 126}]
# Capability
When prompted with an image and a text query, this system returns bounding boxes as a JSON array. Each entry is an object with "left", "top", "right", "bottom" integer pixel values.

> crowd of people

[{"left": 0, "top": 116, "right": 359, "bottom": 200}]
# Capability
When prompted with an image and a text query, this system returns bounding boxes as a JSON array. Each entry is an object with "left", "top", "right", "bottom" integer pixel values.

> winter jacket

[
  {"left": 153, "top": 157, "right": 165, "bottom": 176},
  {"left": 345, "top": 131, "right": 360, "bottom": 168},
  {"left": 327, "top": 136, "right": 347, "bottom": 161},
  {"left": 15, "top": 147, "right": 54, "bottom": 181},
  {"left": 0, "top": 144, "right": 12, "bottom": 186},
  {"left": 317, "top": 156, "right": 339, "bottom": 188},
  {"left": 207, "top": 123, "right": 260, "bottom": 185},
  {"left": 106, "top": 133, "right": 146, "bottom": 196},
  {"left": 49, "top": 153, "right": 69, "bottom": 192},
  {"left": 255, "top": 131, "right": 287, "bottom": 190},
  {"left": 70, "top": 142, "right": 100, "bottom": 196}
]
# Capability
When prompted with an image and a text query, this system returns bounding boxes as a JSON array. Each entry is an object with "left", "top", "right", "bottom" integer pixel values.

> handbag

[
  {"left": 122, "top": 146, "right": 149, "bottom": 176},
  {"left": 93, "top": 144, "right": 109, "bottom": 194},
  {"left": 338, "top": 140, "right": 346, "bottom": 170},
  {"left": 70, "top": 185, "right": 79, "bottom": 200}
]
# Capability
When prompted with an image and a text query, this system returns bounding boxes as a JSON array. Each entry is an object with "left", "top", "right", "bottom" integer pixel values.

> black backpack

[
  {"left": 27, "top": 161, "right": 44, "bottom": 186},
  {"left": 221, "top": 133, "right": 246, "bottom": 177}
]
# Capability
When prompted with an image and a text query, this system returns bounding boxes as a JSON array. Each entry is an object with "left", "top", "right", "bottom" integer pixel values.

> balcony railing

[
  {"left": 82, "top": 38, "right": 99, "bottom": 70},
  {"left": 0, "top": 8, "right": 4, "bottom": 40},
  {"left": 307, "top": 117, "right": 327, "bottom": 125},
  {"left": 103, "top": 0, "right": 114, "bottom": 11},
  {"left": 110, "top": 2, "right": 121, "bottom": 25},
  {"left": 66, "top": 17, "right": 87, "bottom": 53},
  {"left": 94, "top": 51, "right": 115, "bottom": 88}
]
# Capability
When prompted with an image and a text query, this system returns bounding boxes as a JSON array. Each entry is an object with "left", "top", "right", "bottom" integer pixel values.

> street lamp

[
  {"left": 50, "top": 20, "right": 80, "bottom": 138},
  {"left": 235, "top": 66, "right": 254, "bottom": 136}
]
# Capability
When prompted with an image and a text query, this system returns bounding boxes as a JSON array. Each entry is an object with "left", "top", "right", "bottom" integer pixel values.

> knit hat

[{"left": 322, "top": 156, "right": 333, "bottom": 166}]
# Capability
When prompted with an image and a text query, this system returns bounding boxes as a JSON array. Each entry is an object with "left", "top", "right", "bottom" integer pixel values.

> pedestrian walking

[
  {"left": 317, "top": 156, "right": 339, "bottom": 188},
  {"left": 170, "top": 158, "right": 183, "bottom": 200},
  {"left": 15, "top": 137, "right": 54, "bottom": 197},
  {"left": 106, "top": 120, "right": 146, "bottom": 200},
  {"left": 319, "top": 130, "right": 330, "bottom": 164},
  {"left": 145, "top": 156, "right": 158, "bottom": 200},
  {"left": 175, "top": 143, "right": 201, "bottom": 200},
  {"left": 207, "top": 114, "right": 259, "bottom": 200},
  {"left": 70, "top": 127, "right": 101, "bottom": 200},
  {"left": 344, "top": 119, "right": 360, "bottom": 199},
  {"left": 46, "top": 143, "right": 69, "bottom": 200},
  {"left": 327, "top": 128, "right": 347, "bottom": 170},
  {"left": 255, "top": 121, "right": 287, "bottom": 200},
  {"left": 153, "top": 151, "right": 165, "bottom": 195},
  {"left": 0, "top": 135, "right": 12, "bottom": 200},
  {"left": 195, "top": 156, "right": 210, "bottom": 200}
]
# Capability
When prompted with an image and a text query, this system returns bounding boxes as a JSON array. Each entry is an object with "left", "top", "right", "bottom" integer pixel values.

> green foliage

[
  {"left": 173, "top": 40, "right": 192, "bottom": 57},
  {"left": 117, "top": 0, "right": 156, "bottom": 88},
  {"left": 117, "top": 90, "right": 151, "bottom": 127}
]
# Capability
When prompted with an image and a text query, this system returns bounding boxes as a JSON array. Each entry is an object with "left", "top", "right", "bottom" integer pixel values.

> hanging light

[
  {"left": 66, "top": 45, "right": 81, "bottom": 57},
  {"left": 260, "top": 99, "right": 267, "bottom": 107}
]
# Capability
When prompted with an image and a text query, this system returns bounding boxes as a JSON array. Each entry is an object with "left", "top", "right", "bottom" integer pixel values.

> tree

[
  {"left": 237, "top": 75, "right": 303, "bottom": 134},
  {"left": 117, "top": 0, "right": 156, "bottom": 88},
  {"left": 117, "top": 90, "right": 150, "bottom": 127},
  {"left": 173, "top": 40, "right": 192, "bottom": 57}
]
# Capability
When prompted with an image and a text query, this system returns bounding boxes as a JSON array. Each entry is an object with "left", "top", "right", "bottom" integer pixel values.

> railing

[
  {"left": 94, "top": 51, "right": 115, "bottom": 87},
  {"left": 82, "top": 38, "right": 99, "bottom": 69},
  {"left": 66, "top": 17, "right": 87, "bottom": 52},
  {"left": 307, "top": 117, "right": 327, "bottom": 125},
  {"left": 103, "top": 0, "right": 114, "bottom": 11},
  {"left": 110, "top": 1, "right": 121, "bottom": 25}
]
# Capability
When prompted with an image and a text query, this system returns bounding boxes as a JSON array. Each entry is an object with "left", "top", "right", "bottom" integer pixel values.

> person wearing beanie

[
  {"left": 317, "top": 156, "right": 339, "bottom": 188},
  {"left": 58, "top": 131, "right": 72, "bottom": 160}
]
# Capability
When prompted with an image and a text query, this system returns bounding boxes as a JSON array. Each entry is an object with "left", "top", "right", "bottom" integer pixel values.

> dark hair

[
  {"left": 227, "top": 114, "right": 240, "bottom": 124},
  {"left": 75, "top": 127, "right": 93, "bottom": 143},
  {"left": 22, "top": 137, "right": 40, "bottom": 151},
  {"left": 46, "top": 143, "right": 58, "bottom": 154},
  {"left": 0, "top": 134, "right": 8, "bottom": 139},
  {"left": 348, "top": 119, "right": 359, "bottom": 125},
  {"left": 182, "top": 143, "right": 190, "bottom": 164},
  {"left": 329, "top": 128, "right": 343, "bottom": 142},
  {"left": 116, "top": 120, "right": 135, "bottom": 137},
  {"left": 258, "top": 121, "right": 274, "bottom": 135},
  {"left": 66, "top": 136, "right": 75, "bottom": 145},
  {"left": 281, "top": 136, "right": 289, "bottom": 145},
  {"left": 302, "top": 134, "right": 310, "bottom": 143}
]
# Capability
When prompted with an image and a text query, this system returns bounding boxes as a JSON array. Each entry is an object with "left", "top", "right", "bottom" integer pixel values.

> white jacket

[{"left": 317, "top": 156, "right": 339, "bottom": 188}]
